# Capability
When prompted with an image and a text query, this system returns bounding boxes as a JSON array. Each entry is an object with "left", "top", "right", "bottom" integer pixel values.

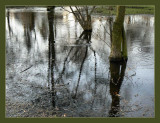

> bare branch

[
  {"left": 89, "top": 6, "right": 96, "bottom": 15},
  {"left": 61, "top": 7, "right": 72, "bottom": 13},
  {"left": 69, "top": 6, "right": 85, "bottom": 30},
  {"left": 75, "top": 6, "right": 85, "bottom": 22}
]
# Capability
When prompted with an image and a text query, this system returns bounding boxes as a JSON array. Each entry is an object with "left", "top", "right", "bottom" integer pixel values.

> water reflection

[
  {"left": 21, "top": 12, "right": 35, "bottom": 52},
  {"left": 6, "top": 7, "right": 154, "bottom": 117},
  {"left": 109, "top": 61, "right": 127, "bottom": 117}
]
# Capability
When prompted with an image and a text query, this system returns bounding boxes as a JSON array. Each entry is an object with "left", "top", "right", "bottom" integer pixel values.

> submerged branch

[{"left": 20, "top": 65, "right": 33, "bottom": 73}]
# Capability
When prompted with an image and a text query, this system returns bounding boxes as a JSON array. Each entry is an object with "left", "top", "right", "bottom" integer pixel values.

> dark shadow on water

[{"left": 109, "top": 61, "right": 127, "bottom": 117}]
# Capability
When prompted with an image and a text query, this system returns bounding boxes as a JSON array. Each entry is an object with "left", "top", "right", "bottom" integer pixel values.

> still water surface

[{"left": 6, "top": 7, "right": 154, "bottom": 117}]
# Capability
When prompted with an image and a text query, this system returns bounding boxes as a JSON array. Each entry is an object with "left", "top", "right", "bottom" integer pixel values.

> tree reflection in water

[
  {"left": 69, "top": 31, "right": 91, "bottom": 99},
  {"left": 21, "top": 12, "right": 35, "bottom": 52},
  {"left": 109, "top": 61, "right": 127, "bottom": 117},
  {"left": 5, "top": 7, "right": 154, "bottom": 117},
  {"left": 47, "top": 10, "right": 93, "bottom": 105}
]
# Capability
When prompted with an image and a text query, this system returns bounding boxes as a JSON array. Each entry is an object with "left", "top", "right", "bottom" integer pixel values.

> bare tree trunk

[
  {"left": 48, "top": 7, "right": 56, "bottom": 107},
  {"left": 109, "top": 6, "right": 127, "bottom": 62}
]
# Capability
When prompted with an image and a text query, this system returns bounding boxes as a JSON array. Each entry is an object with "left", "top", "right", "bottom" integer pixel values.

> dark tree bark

[{"left": 48, "top": 7, "right": 56, "bottom": 107}]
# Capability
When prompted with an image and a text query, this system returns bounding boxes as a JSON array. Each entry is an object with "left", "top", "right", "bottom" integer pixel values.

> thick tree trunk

[{"left": 109, "top": 6, "right": 127, "bottom": 62}]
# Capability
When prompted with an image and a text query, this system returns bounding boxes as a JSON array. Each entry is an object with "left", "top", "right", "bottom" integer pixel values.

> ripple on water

[{"left": 130, "top": 43, "right": 154, "bottom": 68}]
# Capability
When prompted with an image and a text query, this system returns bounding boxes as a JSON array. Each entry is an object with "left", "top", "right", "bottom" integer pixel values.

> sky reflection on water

[{"left": 6, "top": 7, "right": 154, "bottom": 117}]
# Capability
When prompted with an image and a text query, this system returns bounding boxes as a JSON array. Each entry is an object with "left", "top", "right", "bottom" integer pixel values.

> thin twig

[
  {"left": 61, "top": 7, "right": 72, "bottom": 13},
  {"left": 20, "top": 65, "right": 33, "bottom": 73}
]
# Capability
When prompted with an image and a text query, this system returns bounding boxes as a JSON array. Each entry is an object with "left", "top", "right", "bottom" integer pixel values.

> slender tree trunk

[
  {"left": 109, "top": 6, "right": 127, "bottom": 61},
  {"left": 48, "top": 7, "right": 56, "bottom": 107}
]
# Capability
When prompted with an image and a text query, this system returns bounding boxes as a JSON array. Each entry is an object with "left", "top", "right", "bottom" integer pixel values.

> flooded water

[{"left": 5, "top": 7, "right": 154, "bottom": 117}]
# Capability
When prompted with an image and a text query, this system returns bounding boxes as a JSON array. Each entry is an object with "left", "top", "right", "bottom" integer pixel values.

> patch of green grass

[
  {"left": 125, "top": 6, "right": 154, "bottom": 15},
  {"left": 94, "top": 6, "right": 116, "bottom": 15},
  {"left": 94, "top": 6, "right": 154, "bottom": 15}
]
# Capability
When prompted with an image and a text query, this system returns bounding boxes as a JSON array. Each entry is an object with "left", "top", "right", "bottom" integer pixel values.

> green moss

[
  {"left": 122, "top": 25, "right": 128, "bottom": 60},
  {"left": 109, "top": 6, "right": 128, "bottom": 62}
]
